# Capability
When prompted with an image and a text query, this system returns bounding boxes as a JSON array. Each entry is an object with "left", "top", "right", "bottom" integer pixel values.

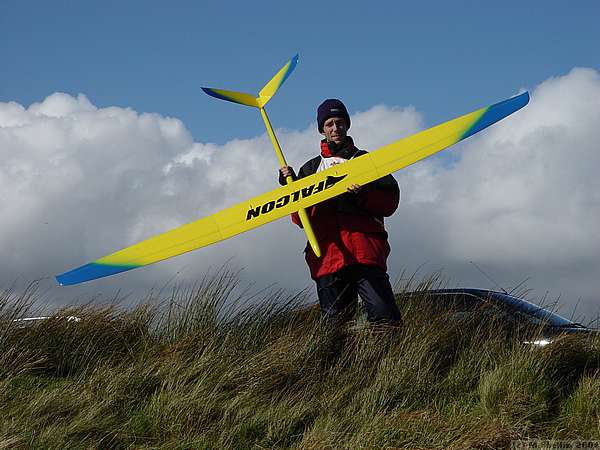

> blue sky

[{"left": 2, "top": 1, "right": 598, "bottom": 143}]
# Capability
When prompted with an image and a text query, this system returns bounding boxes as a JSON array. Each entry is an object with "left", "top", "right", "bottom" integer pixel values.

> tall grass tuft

[{"left": 0, "top": 271, "right": 598, "bottom": 448}]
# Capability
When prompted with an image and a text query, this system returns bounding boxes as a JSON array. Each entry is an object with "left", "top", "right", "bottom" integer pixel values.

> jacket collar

[{"left": 320, "top": 136, "right": 357, "bottom": 159}]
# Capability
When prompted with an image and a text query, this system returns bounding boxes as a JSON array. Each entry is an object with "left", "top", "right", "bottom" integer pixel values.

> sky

[{"left": 1, "top": 1, "right": 599, "bottom": 321}]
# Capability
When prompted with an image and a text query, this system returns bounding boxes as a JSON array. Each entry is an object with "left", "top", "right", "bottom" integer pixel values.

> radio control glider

[{"left": 56, "top": 56, "right": 529, "bottom": 286}]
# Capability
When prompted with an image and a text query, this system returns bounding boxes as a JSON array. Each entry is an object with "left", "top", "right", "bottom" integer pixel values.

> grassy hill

[{"left": 0, "top": 274, "right": 598, "bottom": 449}]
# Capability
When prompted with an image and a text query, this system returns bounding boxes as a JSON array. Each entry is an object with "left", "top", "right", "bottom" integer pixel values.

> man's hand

[
  {"left": 279, "top": 166, "right": 296, "bottom": 180},
  {"left": 347, "top": 184, "right": 362, "bottom": 194}
]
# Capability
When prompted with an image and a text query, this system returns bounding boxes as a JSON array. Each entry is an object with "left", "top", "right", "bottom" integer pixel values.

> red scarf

[{"left": 320, "top": 136, "right": 358, "bottom": 159}]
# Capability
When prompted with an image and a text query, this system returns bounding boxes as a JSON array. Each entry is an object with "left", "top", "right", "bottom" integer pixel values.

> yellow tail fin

[{"left": 202, "top": 54, "right": 299, "bottom": 108}]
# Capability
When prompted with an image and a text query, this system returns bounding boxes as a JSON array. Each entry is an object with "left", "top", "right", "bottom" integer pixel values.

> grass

[{"left": 0, "top": 273, "right": 599, "bottom": 449}]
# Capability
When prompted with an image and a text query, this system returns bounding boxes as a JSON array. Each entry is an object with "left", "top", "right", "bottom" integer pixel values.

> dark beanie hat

[{"left": 317, "top": 99, "right": 351, "bottom": 133}]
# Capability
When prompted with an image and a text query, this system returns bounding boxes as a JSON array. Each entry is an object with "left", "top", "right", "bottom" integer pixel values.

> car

[
  {"left": 11, "top": 315, "right": 81, "bottom": 328},
  {"left": 401, "top": 288, "right": 592, "bottom": 346}
]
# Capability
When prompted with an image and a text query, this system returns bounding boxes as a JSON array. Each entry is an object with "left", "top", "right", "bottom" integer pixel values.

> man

[{"left": 279, "top": 99, "right": 401, "bottom": 324}]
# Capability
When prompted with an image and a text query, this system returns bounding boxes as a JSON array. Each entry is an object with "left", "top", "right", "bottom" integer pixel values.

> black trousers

[{"left": 315, "top": 265, "right": 401, "bottom": 323}]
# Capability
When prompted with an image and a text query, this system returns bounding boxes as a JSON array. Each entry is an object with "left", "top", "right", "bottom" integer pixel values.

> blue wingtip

[
  {"left": 56, "top": 263, "right": 137, "bottom": 286},
  {"left": 462, "top": 91, "right": 529, "bottom": 140},
  {"left": 279, "top": 54, "right": 299, "bottom": 87},
  {"left": 201, "top": 87, "right": 223, "bottom": 100}
]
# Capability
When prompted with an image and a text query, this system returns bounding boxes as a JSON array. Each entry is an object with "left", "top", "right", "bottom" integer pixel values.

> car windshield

[
  {"left": 482, "top": 291, "right": 577, "bottom": 328},
  {"left": 418, "top": 289, "right": 581, "bottom": 329}
]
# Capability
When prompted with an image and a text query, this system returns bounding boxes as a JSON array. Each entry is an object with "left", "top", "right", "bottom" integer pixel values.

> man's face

[{"left": 321, "top": 116, "right": 347, "bottom": 145}]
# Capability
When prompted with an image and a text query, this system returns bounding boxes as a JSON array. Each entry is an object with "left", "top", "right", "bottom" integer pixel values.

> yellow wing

[{"left": 56, "top": 92, "right": 529, "bottom": 285}]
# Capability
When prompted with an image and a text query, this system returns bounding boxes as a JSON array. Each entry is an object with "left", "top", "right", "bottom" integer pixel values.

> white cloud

[
  {"left": 1, "top": 68, "right": 599, "bottom": 321},
  {"left": 390, "top": 68, "right": 600, "bottom": 318}
]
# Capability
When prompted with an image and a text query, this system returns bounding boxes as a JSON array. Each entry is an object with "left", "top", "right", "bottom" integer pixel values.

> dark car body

[{"left": 403, "top": 288, "right": 592, "bottom": 345}]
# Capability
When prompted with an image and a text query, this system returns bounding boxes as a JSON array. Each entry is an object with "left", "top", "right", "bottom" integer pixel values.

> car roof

[{"left": 407, "top": 288, "right": 581, "bottom": 329}]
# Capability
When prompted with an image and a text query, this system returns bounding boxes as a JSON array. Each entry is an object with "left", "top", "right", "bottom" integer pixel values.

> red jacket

[{"left": 289, "top": 138, "right": 400, "bottom": 279}]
